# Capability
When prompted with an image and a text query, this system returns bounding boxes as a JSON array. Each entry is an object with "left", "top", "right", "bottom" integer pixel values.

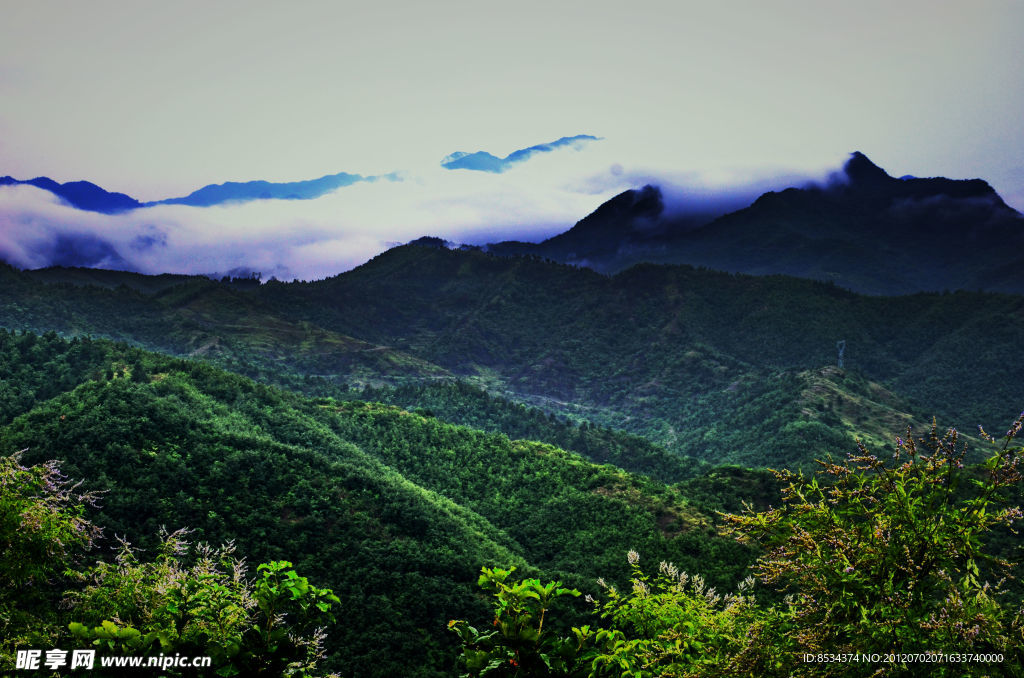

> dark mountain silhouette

[
  {"left": 0, "top": 175, "right": 141, "bottom": 213},
  {"left": 487, "top": 152, "right": 1024, "bottom": 294},
  {"left": 488, "top": 184, "right": 717, "bottom": 261},
  {"left": 5, "top": 152, "right": 1022, "bottom": 294},
  {"left": 522, "top": 183, "right": 665, "bottom": 259}
]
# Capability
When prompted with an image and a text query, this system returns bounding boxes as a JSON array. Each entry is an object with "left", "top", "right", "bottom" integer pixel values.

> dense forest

[
  {"left": 0, "top": 330, "right": 759, "bottom": 675},
  {"left": 2, "top": 241, "right": 1023, "bottom": 676},
  {"left": 4, "top": 248, "right": 1023, "bottom": 467}
]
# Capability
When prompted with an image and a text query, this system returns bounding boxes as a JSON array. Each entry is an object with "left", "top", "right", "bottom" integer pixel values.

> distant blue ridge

[
  {"left": 150, "top": 172, "right": 398, "bottom": 207},
  {"left": 5, "top": 134, "right": 600, "bottom": 213},
  {"left": 0, "top": 171, "right": 399, "bottom": 213},
  {"left": 440, "top": 134, "right": 601, "bottom": 173},
  {"left": 0, "top": 175, "right": 141, "bottom": 213}
]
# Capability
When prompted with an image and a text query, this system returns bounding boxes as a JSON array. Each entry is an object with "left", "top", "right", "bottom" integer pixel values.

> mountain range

[
  {"left": 151, "top": 171, "right": 381, "bottom": 206},
  {"left": 3, "top": 151, "right": 1024, "bottom": 675},
  {"left": 0, "top": 171, "right": 383, "bottom": 211},
  {"left": 0, "top": 134, "right": 600, "bottom": 212},
  {"left": 2, "top": 329, "right": 759, "bottom": 676},
  {"left": 0, "top": 175, "right": 142, "bottom": 213},
  {"left": 487, "top": 152, "right": 1024, "bottom": 294},
  {"left": 6, "top": 152, "right": 1020, "bottom": 295},
  {"left": 3, "top": 151, "right": 1022, "bottom": 451},
  {"left": 4, "top": 241, "right": 1021, "bottom": 469}
]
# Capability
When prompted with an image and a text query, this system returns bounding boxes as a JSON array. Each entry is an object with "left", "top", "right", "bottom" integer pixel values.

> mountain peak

[
  {"left": 565, "top": 185, "right": 665, "bottom": 235},
  {"left": 843, "top": 151, "right": 891, "bottom": 185},
  {"left": 582, "top": 185, "right": 664, "bottom": 223},
  {"left": 523, "top": 185, "right": 665, "bottom": 262}
]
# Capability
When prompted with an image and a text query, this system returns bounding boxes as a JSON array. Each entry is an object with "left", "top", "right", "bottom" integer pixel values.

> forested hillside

[
  {"left": 3, "top": 237, "right": 1023, "bottom": 676},
  {"left": 4, "top": 329, "right": 1021, "bottom": 676},
  {"left": 5, "top": 1, "right": 1024, "bottom": 673},
  {"left": 4, "top": 245, "right": 1022, "bottom": 471},
  {"left": 0, "top": 330, "right": 753, "bottom": 676}
]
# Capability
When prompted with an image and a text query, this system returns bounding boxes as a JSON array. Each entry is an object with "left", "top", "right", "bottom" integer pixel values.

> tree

[
  {"left": 450, "top": 557, "right": 779, "bottom": 678},
  {"left": 0, "top": 450, "right": 103, "bottom": 664}
]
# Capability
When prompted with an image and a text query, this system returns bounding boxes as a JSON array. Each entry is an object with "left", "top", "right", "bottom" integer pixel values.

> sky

[{"left": 2, "top": 0, "right": 1023, "bottom": 280}]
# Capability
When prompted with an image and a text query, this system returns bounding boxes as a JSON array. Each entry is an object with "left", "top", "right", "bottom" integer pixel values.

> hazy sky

[{"left": 2, "top": 1, "right": 1023, "bottom": 278}]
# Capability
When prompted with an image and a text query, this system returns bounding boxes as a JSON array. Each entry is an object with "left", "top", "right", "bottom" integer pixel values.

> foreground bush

[
  {"left": 0, "top": 453, "right": 338, "bottom": 677},
  {"left": 727, "top": 417, "right": 1024, "bottom": 672},
  {"left": 0, "top": 451, "right": 103, "bottom": 661},
  {"left": 69, "top": 532, "right": 339, "bottom": 677}
]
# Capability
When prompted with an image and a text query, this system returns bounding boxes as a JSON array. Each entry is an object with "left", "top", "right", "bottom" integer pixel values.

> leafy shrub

[
  {"left": 0, "top": 450, "right": 103, "bottom": 663},
  {"left": 584, "top": 551, "right": 780, "bottom": 677},
  {"left": 448, "top": 567, "right": 585, "bottom": 677},
  {"left": 452, "top": 414, "right": 1024, "bottom": 677},
  {"left": 70, "top": 530, "right": 339, "bottom": 677},
  {"left": 0, "top": 452, "right": 339, "bottom": 677},
  {"left": 726, "top": 416, "right": 1024, "bottom": 673}
]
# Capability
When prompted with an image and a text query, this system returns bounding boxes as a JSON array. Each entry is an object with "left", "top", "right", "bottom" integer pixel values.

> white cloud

[{"left": 0, "top": 142, "right": 833, "bottom": 281}]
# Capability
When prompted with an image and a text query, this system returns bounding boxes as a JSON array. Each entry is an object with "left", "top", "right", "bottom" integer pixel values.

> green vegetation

[
  {"left": 452, "top": 418, "right": 1024, "bottom": 676},
  {"left": 726, "top": 423, "right": 1024, "bottom": 662},
  {"left": 0, "top": 330, "right": 748, "bottom": 676},
  {"left": 360, "top": 380, "right": 705, "bottom": 483},
  {"left": 265, "top": 245, "right": 1024, "bottom": 439},
  {"left": 1, "top": 241, "right": 1022, "bottom": 676},
  {"left": 0, "top": 451, "right": 103, "bottom": 660},
  {"left": 5, "top": 246, "right": 1021, "bottom": 471},
  {"left": 70, "top": 537, "right": 339, "bottom": 677},
  {"left": 0, "top": 451, "right": 338, "bottom": 676}
]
